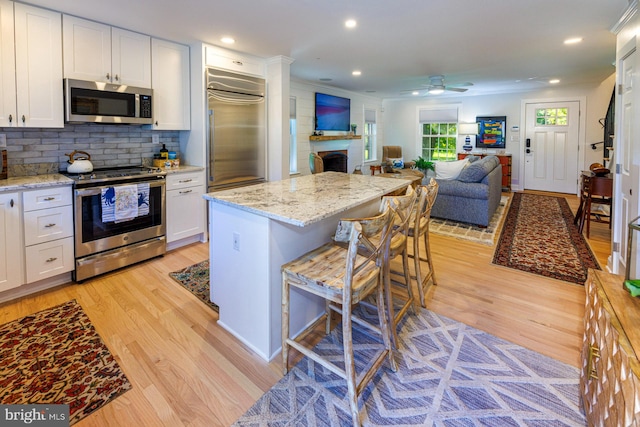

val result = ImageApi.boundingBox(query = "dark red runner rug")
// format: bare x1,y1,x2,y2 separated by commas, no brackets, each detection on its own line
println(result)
492,192,600,284
0,300,131,425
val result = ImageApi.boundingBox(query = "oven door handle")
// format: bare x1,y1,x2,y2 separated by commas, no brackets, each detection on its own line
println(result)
75,180,165,197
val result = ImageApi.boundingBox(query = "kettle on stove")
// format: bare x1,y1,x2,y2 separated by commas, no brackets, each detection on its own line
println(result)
66,150,94,173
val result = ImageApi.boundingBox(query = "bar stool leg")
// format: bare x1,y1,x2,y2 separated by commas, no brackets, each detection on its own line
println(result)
281,272,291,375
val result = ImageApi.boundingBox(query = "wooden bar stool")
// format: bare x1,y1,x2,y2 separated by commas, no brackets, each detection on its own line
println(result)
281,207,397,426
332,187,418,349
408,178,439,307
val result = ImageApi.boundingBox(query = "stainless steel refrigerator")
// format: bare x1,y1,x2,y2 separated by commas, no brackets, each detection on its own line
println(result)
207,68,266,192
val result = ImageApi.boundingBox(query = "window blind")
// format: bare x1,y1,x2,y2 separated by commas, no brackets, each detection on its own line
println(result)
365,109,376,123
419,108,458,123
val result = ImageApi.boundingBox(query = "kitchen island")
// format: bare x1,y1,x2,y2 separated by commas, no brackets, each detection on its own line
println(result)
203,171,411,361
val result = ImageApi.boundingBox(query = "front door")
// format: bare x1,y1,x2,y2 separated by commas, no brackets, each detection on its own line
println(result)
524,101,580,193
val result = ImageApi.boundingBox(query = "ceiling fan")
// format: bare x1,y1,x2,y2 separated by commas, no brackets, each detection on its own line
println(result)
404,75,473,95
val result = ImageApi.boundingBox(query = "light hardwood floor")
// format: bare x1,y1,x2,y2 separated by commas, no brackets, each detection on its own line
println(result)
0,191,611,426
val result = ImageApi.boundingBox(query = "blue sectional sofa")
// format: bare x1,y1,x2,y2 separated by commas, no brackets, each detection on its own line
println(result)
430,155,502,227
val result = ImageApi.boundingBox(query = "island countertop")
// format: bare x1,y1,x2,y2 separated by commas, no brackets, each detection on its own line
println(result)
203,171,412,227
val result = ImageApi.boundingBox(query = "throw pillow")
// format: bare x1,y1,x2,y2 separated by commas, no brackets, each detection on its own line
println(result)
388,157,404,169
435,158,468,180
457,156,497,183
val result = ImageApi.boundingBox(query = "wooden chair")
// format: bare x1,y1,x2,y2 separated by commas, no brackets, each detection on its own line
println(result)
375,186,419,347
408,178,439,307
281,207,397,426
334,187,419,348
577,172,612,238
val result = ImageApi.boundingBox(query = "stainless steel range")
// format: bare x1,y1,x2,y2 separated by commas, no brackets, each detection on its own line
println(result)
63,166,166,282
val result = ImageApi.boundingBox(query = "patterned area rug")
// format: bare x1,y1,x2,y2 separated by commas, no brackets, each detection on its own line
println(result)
0,300,132,425
430,195,510,245
233,308,586,426
169,260,219,312
493,192,600,284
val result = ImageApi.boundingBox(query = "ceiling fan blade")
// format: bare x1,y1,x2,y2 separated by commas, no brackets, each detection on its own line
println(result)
446,87,468,92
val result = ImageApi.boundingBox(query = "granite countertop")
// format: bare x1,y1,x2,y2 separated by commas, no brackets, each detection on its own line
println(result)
163,165,205,174
0,174,74,192
204,171,412,227
0,165,205,193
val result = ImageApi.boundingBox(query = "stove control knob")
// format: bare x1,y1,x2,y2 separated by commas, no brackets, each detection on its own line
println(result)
90,173,97,179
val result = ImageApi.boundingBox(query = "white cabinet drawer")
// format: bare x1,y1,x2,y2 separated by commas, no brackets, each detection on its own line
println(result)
167,171,204,190
205,46,264,77
24,206,73,246
25,236,74,283
23,187,72,211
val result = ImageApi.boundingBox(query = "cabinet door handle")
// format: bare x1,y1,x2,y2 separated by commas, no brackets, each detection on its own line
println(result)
21,115,25,123
44,223,56,228
114,74,119,82
179,189,193,194
179,179,193,183
10,199,14,207
106,72,110,80
8,114,12,123
45,257,58,263
44,197,55,201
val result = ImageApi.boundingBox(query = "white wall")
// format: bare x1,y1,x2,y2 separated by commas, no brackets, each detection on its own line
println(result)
291,79,384,175
382,73,615,191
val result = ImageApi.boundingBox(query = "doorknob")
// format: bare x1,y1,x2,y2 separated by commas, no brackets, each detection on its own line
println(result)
526,148,532,154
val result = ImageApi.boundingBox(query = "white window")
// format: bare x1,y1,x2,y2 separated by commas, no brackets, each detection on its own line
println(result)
364,109,376,162
289,97,297,174
419,107,459,161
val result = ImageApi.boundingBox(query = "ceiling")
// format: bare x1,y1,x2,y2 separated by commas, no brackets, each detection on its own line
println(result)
22,0,630,99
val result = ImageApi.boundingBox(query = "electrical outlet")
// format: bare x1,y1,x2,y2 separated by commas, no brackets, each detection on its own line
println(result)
152,134,159,144
233,232,240,251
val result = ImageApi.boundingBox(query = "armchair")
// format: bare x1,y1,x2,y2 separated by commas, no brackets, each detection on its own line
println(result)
382,146,416,173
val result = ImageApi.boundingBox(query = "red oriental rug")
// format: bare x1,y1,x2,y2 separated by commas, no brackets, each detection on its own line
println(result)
492,192,601,284
0,300,131,425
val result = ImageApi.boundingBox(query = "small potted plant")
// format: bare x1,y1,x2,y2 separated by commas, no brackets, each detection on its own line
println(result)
413,156,435,174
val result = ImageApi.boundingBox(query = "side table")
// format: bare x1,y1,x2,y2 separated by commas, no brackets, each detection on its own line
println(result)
370,165,382,175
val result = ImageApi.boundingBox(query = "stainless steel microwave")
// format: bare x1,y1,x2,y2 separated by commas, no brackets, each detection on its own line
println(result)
64,78,153,125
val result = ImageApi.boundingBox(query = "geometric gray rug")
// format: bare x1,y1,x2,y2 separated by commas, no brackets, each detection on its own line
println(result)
233,308,586,426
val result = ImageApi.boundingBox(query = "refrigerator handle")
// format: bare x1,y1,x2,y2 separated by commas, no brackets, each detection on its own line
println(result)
208,109,214,183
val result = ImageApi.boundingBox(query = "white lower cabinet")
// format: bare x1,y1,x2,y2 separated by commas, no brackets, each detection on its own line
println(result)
0,192,23,291
22,187,74,283
166,170,205,245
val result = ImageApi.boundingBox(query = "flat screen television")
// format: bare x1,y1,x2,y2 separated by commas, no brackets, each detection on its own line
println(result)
315,92,351,131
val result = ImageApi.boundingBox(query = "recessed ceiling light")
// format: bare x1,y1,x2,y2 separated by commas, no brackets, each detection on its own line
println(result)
411,91,420,96
221,37,235,44
549,79,560,84
352,70,361,76
345,19,357,28
564,37,583,45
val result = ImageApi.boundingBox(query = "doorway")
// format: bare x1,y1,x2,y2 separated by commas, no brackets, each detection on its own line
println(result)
523,101,580,194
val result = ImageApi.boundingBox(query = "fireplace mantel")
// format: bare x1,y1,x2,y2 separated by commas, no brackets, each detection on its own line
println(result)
309,135,362,141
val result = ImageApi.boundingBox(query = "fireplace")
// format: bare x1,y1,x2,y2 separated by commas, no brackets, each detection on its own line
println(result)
318,150,348,173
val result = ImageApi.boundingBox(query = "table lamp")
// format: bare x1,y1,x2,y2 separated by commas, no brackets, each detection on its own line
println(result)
459,123,478,152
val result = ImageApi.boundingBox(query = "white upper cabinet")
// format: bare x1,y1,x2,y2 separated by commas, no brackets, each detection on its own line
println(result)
0,1,16,128
13,3,63,128
63,15,151,88
151,38,190,130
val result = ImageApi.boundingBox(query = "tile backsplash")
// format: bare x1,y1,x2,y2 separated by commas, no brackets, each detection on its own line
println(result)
3,123,180,176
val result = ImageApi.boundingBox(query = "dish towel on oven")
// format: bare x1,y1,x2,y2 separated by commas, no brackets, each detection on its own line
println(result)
101,183,151,223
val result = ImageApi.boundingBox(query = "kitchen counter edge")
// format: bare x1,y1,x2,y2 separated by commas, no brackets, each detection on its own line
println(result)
0,166,205,192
